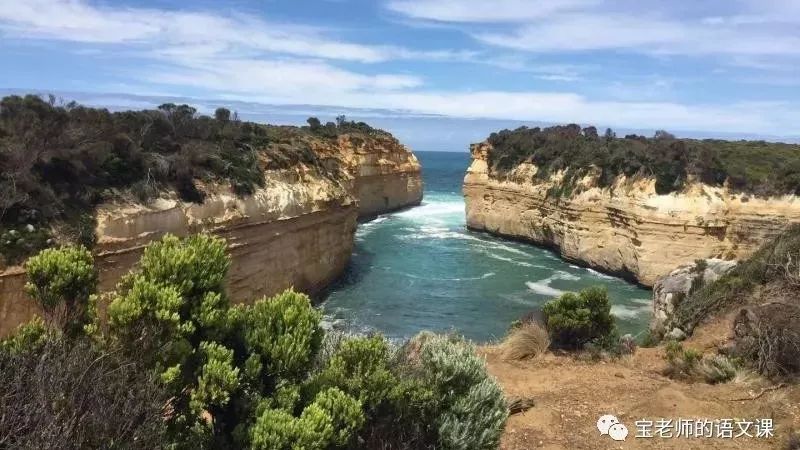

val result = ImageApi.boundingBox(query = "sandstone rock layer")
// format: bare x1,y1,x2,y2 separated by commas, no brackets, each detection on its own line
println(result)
464,141,800,287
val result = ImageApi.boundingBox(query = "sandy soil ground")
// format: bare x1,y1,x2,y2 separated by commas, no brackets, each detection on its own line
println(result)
484,320,799,449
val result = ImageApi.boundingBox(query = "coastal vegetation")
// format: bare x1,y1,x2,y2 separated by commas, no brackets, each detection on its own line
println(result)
541,286,617,351
0,94,394,266
501,286,627,360
485,124,800,196
0,233,508,449
669,226,800,377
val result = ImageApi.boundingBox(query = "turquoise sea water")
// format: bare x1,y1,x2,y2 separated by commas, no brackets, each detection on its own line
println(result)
321,151,652,342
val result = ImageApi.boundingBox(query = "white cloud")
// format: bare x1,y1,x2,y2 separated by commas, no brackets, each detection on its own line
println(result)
0,0,387,62
387,0,599,23
476,14,800,57
390,0,800,60
150,58,423,95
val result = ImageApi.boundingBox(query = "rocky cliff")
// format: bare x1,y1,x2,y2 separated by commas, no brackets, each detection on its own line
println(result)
464,141,800,287
0,131,421,336
324,134,423,218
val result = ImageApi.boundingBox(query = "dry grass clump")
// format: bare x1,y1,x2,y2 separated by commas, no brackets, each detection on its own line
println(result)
501,322,550,361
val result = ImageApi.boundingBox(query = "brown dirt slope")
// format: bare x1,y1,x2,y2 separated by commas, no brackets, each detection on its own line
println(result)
485,323,799,449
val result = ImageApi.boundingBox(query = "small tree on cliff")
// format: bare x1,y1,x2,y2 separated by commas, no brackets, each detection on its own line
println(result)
542,286,616,350
24,245,97,336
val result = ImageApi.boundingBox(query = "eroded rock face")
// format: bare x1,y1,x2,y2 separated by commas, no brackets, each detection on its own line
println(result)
650,259,737,338
463,141,800,287
331,134,423,217
0,133,422,336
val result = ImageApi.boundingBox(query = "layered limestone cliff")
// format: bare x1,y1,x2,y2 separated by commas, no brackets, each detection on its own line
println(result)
0,132,422,335
326,134,423,218
464,141,800,287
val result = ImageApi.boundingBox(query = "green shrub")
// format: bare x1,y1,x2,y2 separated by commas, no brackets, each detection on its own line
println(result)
137,233,229,298
0,316,48,355
414,334,508,450
189,341,241,414
0,225,51,265
244,289,323,380
310,336,395,412
24,245,97,335
250,388,363,450
311,388,365,447
542,286,616,349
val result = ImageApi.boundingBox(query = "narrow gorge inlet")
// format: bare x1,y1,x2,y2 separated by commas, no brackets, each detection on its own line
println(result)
323,151,651,341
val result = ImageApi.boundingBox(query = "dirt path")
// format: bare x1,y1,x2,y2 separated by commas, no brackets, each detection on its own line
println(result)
483,344,799,449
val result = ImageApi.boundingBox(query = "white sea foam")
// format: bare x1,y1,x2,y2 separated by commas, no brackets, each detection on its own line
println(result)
611,303,651,319
525,281,565,297
392,201,463,219
553,270,581,281
399,271,496,281
586,268,616,280
484,251,535,267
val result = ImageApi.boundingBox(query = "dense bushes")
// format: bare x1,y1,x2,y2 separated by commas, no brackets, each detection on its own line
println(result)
305,115,389,139
2,234,508,449
542,286,617,350
486,124,800,196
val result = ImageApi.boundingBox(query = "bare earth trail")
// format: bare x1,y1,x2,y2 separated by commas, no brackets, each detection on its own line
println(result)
484,322,800,449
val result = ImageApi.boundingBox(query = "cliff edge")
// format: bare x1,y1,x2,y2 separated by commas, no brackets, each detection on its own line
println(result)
464,131,800,287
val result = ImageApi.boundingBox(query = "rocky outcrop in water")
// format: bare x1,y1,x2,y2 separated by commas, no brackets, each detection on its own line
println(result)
0,131,422,335
650,259,737,339
463,141,800,287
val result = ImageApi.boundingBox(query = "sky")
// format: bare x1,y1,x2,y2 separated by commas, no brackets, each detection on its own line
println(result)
1,0,799,150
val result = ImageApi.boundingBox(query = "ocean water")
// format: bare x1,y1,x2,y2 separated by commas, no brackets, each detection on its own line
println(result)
321,151,652,342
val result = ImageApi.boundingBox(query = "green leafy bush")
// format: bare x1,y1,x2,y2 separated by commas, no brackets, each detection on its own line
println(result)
310,336,395,411
249,388,363,450
412,333,508,450
0,316,48,355
24,245,97,335
542,286,616,349
138,233,229,298
244,289,323,380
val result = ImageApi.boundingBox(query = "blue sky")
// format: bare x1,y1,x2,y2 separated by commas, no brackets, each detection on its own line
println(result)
1,0,799,150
